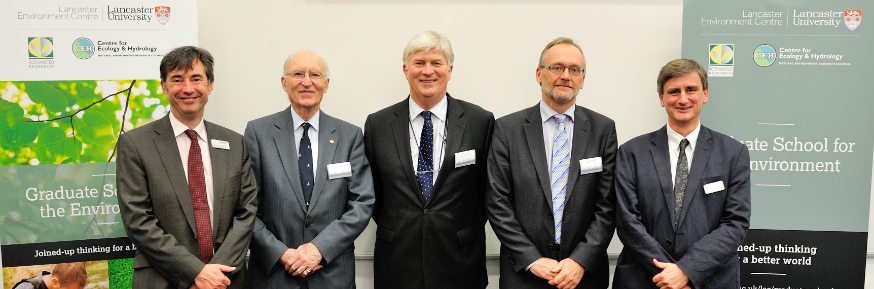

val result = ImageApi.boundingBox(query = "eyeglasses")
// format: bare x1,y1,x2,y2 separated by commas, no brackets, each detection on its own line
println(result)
540,65,585,76
286,71,324,81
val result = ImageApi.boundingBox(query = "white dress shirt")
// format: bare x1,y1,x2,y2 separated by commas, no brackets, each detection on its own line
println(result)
409,95,448,184
169,113,214,226
291,109,321,180
667,122,701,188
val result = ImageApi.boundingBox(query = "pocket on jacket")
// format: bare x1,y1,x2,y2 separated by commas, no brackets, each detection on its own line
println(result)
456,227,484,244
376,226,394,243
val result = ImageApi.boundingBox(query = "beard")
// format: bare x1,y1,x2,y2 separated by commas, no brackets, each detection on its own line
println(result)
543,81,578,104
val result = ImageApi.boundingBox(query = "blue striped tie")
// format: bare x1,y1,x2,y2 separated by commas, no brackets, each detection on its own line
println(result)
551,114,570,244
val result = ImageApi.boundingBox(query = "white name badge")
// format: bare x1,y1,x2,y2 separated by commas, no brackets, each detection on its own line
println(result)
704,181,725,194
327,162,353,179
210,139,230,150
455,149,476,168
579,157,603,175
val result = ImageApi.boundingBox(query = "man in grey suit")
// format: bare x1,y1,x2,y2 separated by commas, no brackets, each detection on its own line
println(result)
613,59,751,289
245,50,374,288
117,46,258,289
486,37,617,289
364,30,494,289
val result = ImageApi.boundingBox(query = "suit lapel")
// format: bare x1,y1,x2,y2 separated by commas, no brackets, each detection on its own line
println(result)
522,105,553,209
206,122,228,235
678,126,712,228
648,126,677,230
429,96,465,204
565,106,589,203
309,113,338,211
273,108,308,212
390,99,425,206
152,116,198,234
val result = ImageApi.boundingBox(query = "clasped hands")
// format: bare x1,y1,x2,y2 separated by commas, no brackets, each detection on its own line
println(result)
530,257,585,289
280,242,324,278
652,259,691,289
188,264,235,289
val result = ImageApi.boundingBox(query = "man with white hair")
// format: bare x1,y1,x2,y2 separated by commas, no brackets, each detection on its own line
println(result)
364,30,495,289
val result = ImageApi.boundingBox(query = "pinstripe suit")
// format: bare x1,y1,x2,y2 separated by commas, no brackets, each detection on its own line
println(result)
245,107,374,288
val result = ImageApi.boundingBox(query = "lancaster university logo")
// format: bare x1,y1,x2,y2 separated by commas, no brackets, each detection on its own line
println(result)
845,10,861,31
156,6,171,25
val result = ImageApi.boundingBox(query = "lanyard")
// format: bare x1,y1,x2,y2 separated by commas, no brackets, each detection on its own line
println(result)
409,113,447,176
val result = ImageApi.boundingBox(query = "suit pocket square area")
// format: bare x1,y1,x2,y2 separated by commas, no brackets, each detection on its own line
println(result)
327,162,352,179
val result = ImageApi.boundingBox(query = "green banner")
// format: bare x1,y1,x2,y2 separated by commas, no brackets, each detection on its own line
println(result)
683,0,871,287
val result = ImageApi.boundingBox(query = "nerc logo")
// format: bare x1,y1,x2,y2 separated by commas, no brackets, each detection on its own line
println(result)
844,9,862,31
156,6,171,25
28,37,53,59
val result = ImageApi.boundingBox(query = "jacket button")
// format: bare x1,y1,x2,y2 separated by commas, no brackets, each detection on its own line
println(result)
666,239,673,245
305,223,312,228
424,209,430,214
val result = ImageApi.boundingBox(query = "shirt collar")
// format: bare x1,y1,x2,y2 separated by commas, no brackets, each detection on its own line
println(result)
539,100,575,123
409,94,448,122
291,108,320,131
169,113,206,141
667,122,701,151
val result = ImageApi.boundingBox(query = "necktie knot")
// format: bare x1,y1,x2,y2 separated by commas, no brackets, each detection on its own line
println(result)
422,111,432,121
553,114,566,123
302,122,311,133
679,138,690,151
185,129,198,141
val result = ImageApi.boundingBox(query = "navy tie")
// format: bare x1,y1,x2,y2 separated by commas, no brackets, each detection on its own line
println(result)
417,111,434,202
299,123,314,207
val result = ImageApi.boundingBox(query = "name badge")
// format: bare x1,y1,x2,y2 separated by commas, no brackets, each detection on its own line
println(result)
210,139,230,150
327,162,353,179
579,157,603,175
455,149,476,168
704,181,725,194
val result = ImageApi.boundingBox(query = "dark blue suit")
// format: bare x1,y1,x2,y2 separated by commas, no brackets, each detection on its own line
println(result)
613,125,750,289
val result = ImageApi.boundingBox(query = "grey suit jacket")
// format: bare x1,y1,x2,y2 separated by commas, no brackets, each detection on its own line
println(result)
485,104,617,289
613,125,751,289
117,115,258,289
364,95,494,289
245,107,374,289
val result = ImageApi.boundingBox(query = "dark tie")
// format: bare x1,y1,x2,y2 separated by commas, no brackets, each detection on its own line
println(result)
673,139,690,229
417,111,434,202
550,114,570,244
299,123,314,207
184,129,213,263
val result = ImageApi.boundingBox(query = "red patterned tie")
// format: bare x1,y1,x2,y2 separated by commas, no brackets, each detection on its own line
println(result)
185,129,213,263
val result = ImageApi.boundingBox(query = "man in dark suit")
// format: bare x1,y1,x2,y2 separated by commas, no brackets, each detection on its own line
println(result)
117,46,258,289
245,50,374,288
364,30,495,289
613,59,751,289
486,37,617,289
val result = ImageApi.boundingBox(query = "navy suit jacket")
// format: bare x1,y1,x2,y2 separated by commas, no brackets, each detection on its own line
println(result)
613,125,751,289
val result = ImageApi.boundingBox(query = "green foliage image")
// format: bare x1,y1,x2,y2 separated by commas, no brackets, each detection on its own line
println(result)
0,80,169,167
108,258,134,289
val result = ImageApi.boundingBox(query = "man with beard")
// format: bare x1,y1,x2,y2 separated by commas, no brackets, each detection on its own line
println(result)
486,37,617,289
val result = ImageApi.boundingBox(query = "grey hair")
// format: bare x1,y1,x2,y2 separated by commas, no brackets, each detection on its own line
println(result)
539,37,586,68
403,30,454,67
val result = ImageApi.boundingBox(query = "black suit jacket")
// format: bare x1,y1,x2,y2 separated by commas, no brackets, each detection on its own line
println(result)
364,95,495,289
613,125,751,289
486,104,617,289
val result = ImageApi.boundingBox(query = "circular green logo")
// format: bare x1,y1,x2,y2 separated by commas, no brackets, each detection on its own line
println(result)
753,44,776,67
72,37,94,59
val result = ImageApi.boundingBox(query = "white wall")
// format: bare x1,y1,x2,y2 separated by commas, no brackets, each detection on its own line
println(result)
196,1,874,288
